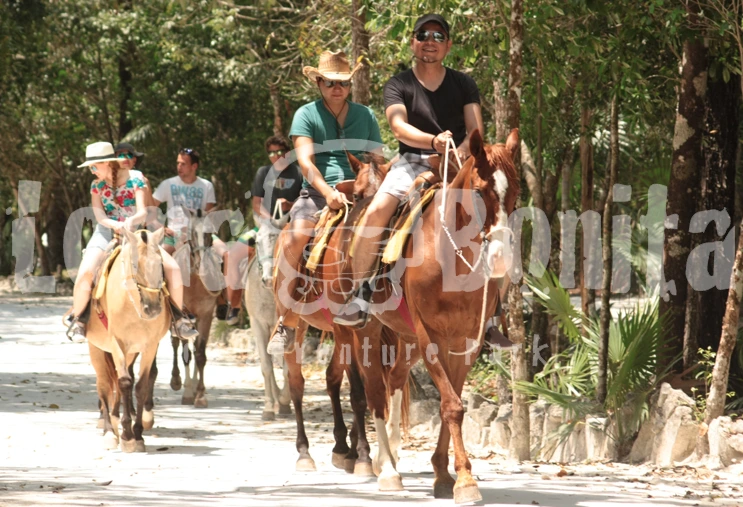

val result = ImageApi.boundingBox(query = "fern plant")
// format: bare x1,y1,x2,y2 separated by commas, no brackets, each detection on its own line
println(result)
517,269,678,453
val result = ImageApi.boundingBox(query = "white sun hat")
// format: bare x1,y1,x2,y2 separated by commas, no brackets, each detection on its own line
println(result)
78,141,120,168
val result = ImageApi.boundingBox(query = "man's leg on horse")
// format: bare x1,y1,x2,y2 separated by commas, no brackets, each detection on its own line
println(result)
266,218,314,355
225,239,251,325
335,155,425,328
333,193,399,327
160,248,199,341
210,236,240,324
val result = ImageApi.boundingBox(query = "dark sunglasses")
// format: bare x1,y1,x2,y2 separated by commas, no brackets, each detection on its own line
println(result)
116,152,134,159
319,78,351,88
415,30,447,43
180,148,195,155
267,149,286,157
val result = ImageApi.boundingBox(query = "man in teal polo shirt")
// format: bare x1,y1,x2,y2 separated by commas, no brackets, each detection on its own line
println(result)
266,49,383,355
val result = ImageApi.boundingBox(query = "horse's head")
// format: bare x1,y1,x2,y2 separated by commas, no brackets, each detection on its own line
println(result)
255,221,284,289
122,227,166,319
186,209,213,267
460,128,520,278
347,152,391,203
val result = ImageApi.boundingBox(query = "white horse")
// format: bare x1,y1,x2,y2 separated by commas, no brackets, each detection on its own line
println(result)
245,217,292,420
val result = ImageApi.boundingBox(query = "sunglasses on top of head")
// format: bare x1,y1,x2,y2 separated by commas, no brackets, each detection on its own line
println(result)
318,78,351,88
267,149,286,157
415,30,448,43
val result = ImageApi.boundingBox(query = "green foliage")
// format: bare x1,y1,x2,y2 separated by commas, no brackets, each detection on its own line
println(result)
519,270,678,449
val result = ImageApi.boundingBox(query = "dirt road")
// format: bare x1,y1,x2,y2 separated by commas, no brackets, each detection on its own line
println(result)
0,295,739,506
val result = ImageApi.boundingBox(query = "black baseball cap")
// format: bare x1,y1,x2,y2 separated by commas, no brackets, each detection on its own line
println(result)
413,14,450,37
114,142,145,158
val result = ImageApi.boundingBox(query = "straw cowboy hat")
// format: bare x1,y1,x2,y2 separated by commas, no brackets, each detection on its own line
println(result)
77,141,119,168
302,50,363,83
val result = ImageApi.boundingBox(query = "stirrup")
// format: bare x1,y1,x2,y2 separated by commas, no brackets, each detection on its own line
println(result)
333,282,372,329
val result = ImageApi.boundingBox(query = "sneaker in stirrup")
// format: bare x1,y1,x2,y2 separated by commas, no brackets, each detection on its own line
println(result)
267,323,295,356
174,317,199,342
65,314,87,343
333,281,373,328
225,306,240,326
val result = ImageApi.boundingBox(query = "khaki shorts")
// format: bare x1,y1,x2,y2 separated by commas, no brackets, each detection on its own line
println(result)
377,153,433,200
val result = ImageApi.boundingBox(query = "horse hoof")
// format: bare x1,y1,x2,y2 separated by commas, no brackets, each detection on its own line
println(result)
331,452,346,469
142,410,154,430
181,396,194,405
134,440,146,453
261,411,275,421
354,461,375,477
120,439,138,453
194,396,208,409
433,479,455,499
278,403,292,417
103,432,118,450
344,458,356,474
378,472,404,491
97,418,105,429
170,377,182,391
295,457,316,472
453,483,482,505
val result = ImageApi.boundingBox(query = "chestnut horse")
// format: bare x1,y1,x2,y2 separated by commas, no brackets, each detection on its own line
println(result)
170,209,222,407
361,129,520,503
86,227,171,452
272,153,391,474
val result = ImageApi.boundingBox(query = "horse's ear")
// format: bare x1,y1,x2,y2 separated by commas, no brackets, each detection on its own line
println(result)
197,209,202,218
121,227,137,245
346,151,363,175
469,129,484,158
506,128,519,160
152,227,165,246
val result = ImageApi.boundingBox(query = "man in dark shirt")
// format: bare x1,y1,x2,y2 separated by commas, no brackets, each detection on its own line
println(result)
222,135,302,325
251,135,303,222
335,13,484,328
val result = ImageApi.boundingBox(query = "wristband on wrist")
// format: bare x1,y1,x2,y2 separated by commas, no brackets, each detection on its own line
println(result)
431,135,437,150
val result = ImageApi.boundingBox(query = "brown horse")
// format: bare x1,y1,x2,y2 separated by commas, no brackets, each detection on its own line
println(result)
272,153,391,474
361,129,520,503
170,209,222,407
86,227,171,452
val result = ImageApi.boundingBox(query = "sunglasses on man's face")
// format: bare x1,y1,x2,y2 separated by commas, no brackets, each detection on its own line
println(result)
116,152,134,160
267,150,286,157
319,78,351,88
415,30,448,43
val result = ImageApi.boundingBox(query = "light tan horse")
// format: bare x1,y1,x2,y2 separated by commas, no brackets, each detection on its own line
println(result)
170,209,222,407
86,227,170,452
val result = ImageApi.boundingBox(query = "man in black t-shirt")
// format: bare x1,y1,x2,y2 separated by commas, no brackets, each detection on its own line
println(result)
222,135,302,325
251,135,303,222
335,13,484,328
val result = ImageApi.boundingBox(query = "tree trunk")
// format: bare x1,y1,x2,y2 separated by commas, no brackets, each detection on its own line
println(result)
493,79,508,143
507,0,529,462
580,103,595,320
598,96,619,405
704,220,743,424
350,0,370,106
659,20,707,374
117,0,134,139
693,75,740,361
269,83,284,136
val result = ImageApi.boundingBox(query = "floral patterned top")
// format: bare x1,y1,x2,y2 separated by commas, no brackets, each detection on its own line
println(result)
90,169,146,221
